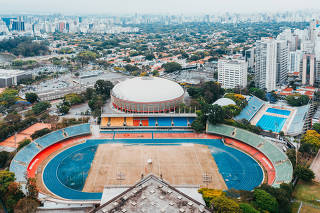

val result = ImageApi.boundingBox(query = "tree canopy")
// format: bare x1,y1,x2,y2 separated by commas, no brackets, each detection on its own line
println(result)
25,93,39,104
162,62,182,73
32,101,51,115
76,51,97,66
286,94,309,107
253,189,278,213
0,37,49,57
210,195,240,213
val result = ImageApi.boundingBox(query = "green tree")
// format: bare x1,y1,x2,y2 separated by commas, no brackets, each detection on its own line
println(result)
31,128,51,140
187,81,224,104
32,101,51,115
17,139,31,151
145,53,155,60
223,105,241,119
249,88,266,100
312,123,320,134
57,104,70,115
162,62,182,73
191,118,206,132
4,112,22,125
64,93,84,105
257,183,293,213
26,178,38,199
286,95,309,107
25,93,39,104
0,171,24,213
207,104,225,125
84,88,95,100
0,151,9,168
239,203,259,213
14,198,39,213
94,80,114,99
76,51,97,67
294,165,315,182
5,182,25,213
0,89,19,108
253,189,278,213
210,196,240,213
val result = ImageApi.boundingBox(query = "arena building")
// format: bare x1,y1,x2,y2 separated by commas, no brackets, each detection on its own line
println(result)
111,76,185,113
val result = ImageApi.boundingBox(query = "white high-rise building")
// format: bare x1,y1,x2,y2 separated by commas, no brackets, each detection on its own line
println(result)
276,40,289,85
218,59,248,89
289,50,303,74
254,38,277,91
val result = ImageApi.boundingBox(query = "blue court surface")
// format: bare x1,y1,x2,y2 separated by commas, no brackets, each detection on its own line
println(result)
266,108,291,116
257,114,287,133
43,139,263,200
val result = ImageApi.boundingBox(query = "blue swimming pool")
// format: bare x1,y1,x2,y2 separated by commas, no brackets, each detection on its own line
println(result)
257,114,287,133
43,138,263,200
266,108,291,116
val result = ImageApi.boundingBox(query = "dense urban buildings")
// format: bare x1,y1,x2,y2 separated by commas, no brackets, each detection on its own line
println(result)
0,9,320,213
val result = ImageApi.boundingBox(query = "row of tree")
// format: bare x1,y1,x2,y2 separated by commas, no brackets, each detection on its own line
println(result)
57,80,114,118
0,37,50,57
199,182,294,213
0,171,39,213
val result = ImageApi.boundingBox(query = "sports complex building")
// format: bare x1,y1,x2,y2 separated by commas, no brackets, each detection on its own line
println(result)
111,77,185,113
235,96,310,136
9,123,293,212
9,77,294,212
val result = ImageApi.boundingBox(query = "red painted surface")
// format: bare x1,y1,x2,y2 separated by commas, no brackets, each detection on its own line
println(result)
115,133,152,139
154,133,221,139
141,120,149,126
27,136,91,178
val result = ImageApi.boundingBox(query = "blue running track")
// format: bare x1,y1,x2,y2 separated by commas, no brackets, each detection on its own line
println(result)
43,138,263,200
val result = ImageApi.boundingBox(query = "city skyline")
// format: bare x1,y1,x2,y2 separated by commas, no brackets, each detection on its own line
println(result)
1,0,320,15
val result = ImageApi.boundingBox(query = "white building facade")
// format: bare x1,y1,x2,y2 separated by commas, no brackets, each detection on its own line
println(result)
254,37,278,91
218,59,248,89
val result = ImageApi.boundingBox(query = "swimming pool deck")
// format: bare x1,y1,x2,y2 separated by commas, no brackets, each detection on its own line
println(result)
250,104,296,134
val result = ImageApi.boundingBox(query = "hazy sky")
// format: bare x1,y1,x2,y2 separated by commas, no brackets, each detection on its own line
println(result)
1,0,320,15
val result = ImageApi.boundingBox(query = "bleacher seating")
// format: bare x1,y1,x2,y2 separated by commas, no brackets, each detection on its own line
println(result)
259,142,287,163
207,123,235,137
101,117,109,126
110,117,124,127
133,118,141,126
157,117,172,126
140,118,149,126
235,129,261,148
235,96,265,121
274,160,293,185
14,143,40,164
9,161,27,182
207,123,293,186
10,124,92,183
35,130,65,148
287,105,310,136
148,117,157,126
64,124,91,137
173,117,188,127
126,117,133,126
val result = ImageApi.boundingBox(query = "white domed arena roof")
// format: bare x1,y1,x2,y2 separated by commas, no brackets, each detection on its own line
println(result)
112,77,185,103
213,98,236,107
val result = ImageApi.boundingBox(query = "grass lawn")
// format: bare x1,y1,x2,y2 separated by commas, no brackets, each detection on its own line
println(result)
294,181,320,205
291,202,301,213
300,204,320,213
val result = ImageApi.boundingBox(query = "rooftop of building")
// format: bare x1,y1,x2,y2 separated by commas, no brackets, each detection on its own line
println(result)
92,174,210,213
